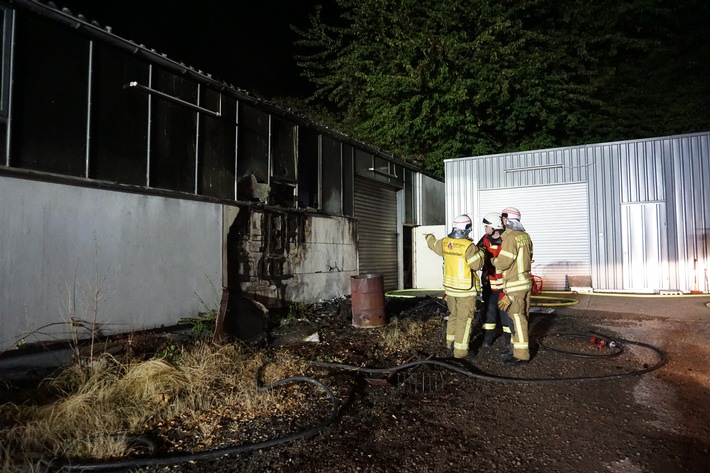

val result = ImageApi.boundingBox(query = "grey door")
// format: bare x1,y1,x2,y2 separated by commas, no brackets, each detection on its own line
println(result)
354,177,398,291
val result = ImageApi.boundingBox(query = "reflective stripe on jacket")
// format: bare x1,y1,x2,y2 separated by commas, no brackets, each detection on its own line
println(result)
492,230,533,294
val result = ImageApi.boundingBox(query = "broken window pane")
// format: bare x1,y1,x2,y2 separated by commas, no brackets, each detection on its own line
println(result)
269,116,297,207
389,162,404,189
237,103,269,201
342,144,354,216
199,88,236,199
91,43,149,186
149,67,197,193
11,13,88,176
297,127,319,209
271,117,296,181
321,134,342,214
354,149,373,178
373,155,390,184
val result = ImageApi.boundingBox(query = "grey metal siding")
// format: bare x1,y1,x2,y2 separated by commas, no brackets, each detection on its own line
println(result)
445,131,710,292
354,177,398,291
590,143,624,290
668,134,710,291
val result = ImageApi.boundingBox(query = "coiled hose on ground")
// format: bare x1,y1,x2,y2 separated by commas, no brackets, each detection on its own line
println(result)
310,332,667,384
55,330,665,472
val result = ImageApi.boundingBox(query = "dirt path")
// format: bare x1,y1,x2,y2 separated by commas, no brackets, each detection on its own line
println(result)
585,309,710,472
144,296,710,473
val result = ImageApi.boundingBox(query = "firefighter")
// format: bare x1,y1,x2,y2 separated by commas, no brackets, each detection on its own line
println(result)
425,215,485,358
493,206,533,365
477,212,506,348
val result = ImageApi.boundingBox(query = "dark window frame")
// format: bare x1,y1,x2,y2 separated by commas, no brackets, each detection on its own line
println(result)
0,4,422,219
321,134,342,215
297,127,319,209
0,6,12,121
9,10,89,176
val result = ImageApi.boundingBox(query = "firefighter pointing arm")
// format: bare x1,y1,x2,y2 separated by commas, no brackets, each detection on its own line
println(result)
424,215,485,359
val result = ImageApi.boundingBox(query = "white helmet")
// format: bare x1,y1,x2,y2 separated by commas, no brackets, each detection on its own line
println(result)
482,212,503,230
452,214,472,231
502,207,521,221
449,214,472,238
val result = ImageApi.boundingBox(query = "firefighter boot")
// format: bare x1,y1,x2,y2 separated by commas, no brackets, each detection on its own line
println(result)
482,330,496,348
501,353,528,366
499,333,512,359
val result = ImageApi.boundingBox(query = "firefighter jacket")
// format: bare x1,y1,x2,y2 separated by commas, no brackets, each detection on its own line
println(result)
478,234,504,291
426,235,485,297
492,229,533,294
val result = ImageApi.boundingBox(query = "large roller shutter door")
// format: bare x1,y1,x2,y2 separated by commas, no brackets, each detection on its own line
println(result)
354,177,398,291
479,183,591,290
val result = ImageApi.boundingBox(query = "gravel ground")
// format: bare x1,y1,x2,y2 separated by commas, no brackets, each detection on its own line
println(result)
133,295,710,473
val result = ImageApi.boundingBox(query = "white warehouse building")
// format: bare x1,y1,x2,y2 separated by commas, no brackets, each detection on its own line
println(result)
443,131,710,294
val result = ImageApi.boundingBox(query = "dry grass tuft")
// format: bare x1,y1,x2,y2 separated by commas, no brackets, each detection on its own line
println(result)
0,311,433,471
0,341,308,470
378,317,439,356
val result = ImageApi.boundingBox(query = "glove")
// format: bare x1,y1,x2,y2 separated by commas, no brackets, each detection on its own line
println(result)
497,292,512,311
424,233,435,241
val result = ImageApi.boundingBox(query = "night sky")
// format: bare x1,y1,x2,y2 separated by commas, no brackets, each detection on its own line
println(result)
56,0,330,98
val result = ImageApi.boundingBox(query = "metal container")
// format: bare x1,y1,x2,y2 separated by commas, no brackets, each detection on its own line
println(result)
350,273,386,328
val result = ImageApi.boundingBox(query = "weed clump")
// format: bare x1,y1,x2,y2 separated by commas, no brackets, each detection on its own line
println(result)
0,341,306,471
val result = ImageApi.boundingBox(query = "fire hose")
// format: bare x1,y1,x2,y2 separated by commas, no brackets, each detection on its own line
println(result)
55,374,339,472
54,331,664,472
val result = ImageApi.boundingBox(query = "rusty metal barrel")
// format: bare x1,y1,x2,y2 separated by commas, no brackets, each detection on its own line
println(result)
350,273,386,328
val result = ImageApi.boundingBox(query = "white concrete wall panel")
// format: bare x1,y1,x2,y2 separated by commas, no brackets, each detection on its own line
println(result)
412,225,446,289
0,177,222,350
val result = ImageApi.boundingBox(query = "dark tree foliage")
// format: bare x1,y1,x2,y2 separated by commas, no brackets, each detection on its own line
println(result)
294,0,710,175
601,0,710,139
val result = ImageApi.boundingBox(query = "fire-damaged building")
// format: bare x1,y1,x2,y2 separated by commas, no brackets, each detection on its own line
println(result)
0,0,444,350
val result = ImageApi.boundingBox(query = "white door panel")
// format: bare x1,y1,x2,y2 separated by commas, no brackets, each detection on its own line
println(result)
478,183,591,291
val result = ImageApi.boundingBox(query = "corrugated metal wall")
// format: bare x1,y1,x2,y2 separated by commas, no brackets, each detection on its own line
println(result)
668,134,710,292
354,177,399,291
445,131,710,292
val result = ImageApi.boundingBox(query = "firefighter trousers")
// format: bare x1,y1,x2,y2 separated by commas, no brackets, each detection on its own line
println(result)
502,290,531,361
445,294,476,358
481,285,502,340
